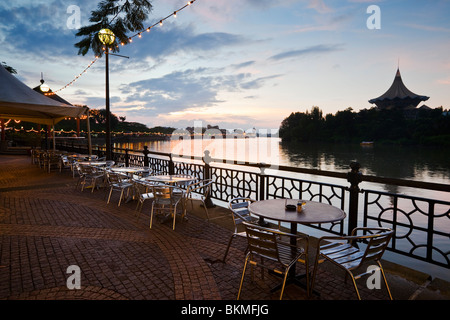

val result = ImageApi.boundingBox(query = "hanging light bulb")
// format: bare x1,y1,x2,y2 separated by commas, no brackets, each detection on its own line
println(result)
40,83,50,93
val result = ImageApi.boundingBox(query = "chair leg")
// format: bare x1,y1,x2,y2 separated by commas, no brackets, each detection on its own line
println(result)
172,207,177,230
300,255,310,297
310,255,322,296
279,268,291,300
149,203,155,229
237,255,250,300
347,270,361,300
222,234,236,263
107,187,113,204
80,177,86,192
75,177,82,190
377,261,393,300
305,259,310,296
202,200,210,221
118,189,124,206
135,201,142,217
135,202,140,219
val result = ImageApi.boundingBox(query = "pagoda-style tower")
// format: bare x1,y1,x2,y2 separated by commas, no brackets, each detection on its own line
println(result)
369,68,429,110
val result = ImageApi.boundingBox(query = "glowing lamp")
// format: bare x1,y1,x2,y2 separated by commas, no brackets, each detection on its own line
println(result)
98,28,115,45
40,83,50,92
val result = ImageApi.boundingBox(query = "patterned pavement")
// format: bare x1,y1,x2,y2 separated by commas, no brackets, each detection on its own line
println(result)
0,154,448,311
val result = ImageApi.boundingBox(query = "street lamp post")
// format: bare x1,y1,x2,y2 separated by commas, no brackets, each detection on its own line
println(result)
98,28,115,160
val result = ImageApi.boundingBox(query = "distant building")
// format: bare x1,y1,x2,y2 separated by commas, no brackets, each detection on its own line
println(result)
369,68,429,110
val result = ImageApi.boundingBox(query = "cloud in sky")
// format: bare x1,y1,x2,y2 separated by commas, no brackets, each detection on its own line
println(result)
268,44,344,62
119,67,281,118
120,23,249,62
307,0,333,14
1,0,449,130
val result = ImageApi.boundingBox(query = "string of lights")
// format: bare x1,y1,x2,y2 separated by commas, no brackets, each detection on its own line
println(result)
123,0,196,45
45,0,197,96
44,57,99,96
6,127,168,135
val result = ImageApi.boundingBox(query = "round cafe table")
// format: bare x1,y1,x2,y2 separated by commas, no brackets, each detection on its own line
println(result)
249,198,346,292
249,199,346,232
77,161,107,167
111,167,148,176
142,174,197,185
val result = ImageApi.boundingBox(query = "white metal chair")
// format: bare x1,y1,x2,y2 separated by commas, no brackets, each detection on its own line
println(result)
183,179,213,221
134,180,154,220
222,197,259,263
77,165,104,192
46,153,61,173
59,155,72,173
237,222,310,300
310,227,394,300
106,171,133,206
149,185,184,230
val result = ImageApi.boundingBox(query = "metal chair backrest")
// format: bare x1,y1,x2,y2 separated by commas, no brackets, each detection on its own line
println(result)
134,181,149,198
105,160,115,168
153,185,174,200
243,223,282,265
61,155,70,165
107,171,124,185
228,197,256,227
359,228,394,264
82,165,99,175
79,164,90,175
187,179,212,197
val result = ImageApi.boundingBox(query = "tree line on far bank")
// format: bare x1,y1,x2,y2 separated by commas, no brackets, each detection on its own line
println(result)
279,106,450,146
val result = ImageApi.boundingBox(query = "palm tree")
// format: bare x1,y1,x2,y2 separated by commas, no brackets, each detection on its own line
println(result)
75,0,153,57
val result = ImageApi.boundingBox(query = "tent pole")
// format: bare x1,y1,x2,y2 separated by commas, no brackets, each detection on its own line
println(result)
52,123,56,151
86,108,92,156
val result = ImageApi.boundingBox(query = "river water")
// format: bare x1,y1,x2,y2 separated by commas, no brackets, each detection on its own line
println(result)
114,137,450,281
115,137,450,186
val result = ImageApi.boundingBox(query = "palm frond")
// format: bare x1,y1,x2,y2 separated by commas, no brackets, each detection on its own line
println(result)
74,0,153,57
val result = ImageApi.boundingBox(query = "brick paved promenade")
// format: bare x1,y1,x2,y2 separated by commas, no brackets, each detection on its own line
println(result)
0,155,448,308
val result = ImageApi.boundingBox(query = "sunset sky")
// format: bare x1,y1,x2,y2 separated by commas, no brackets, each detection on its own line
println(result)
1,0,449,131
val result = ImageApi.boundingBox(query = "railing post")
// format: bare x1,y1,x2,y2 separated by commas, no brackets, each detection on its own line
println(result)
203,150,212,180
203,150,215,208
125,149,129,167
347,161,362,235
258,162,268,201
168,154,175,175
142,146,150,167
257,163,271,227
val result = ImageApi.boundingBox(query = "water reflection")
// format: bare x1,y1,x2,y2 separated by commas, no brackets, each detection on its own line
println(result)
279,141,450,185
114,138,450,187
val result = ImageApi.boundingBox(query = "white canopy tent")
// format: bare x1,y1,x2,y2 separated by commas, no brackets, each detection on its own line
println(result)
0,65,91,153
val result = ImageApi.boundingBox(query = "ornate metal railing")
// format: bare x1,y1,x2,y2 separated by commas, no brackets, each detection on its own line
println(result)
363,190,449,268
55,141,450,269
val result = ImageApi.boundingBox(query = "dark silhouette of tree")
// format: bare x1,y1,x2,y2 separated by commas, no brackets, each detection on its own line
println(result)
279,106,450,146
